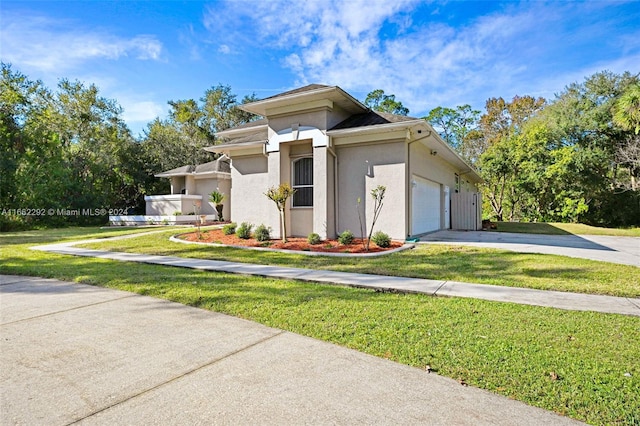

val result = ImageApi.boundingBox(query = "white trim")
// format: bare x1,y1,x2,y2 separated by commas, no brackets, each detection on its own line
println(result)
144,195,202,202
267,126,328,153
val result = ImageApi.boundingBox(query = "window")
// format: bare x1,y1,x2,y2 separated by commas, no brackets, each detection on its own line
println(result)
292,157,313,207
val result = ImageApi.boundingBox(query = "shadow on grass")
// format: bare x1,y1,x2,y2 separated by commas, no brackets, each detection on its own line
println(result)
494,222,573,235
0,227,160,246
0,255,388,308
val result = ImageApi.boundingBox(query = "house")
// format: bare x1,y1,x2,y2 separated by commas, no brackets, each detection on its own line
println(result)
145,157,231,219
206,84,482,241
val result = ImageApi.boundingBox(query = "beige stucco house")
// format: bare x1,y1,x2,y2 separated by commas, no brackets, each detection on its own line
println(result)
206,84,482,240
145,157,231,219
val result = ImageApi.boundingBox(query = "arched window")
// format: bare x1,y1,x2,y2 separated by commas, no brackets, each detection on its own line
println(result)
292,157,313,207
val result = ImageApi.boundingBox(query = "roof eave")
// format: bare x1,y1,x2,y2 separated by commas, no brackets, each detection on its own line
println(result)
327,119,423,136
216,123,268,138
240,86,368,116
193,171,231,179
205,140,266,153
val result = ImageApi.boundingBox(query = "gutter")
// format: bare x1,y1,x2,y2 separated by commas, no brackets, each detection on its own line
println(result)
327,119,424,136
204,139,267,153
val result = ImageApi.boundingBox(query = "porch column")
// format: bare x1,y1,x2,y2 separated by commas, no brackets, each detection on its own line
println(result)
313,147,331,240
267,151,283,239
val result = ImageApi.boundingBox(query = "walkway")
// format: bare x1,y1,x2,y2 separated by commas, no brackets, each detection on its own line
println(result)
0,275,583,425
31,238,640,317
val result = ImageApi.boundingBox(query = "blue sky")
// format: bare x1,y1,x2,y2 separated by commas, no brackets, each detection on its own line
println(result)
2,0,639,137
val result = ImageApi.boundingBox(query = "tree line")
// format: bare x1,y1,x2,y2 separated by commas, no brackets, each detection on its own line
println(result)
0,63,257,230
2,63,638,230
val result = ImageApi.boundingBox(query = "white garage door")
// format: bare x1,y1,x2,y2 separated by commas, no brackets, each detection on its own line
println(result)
411,175,441,235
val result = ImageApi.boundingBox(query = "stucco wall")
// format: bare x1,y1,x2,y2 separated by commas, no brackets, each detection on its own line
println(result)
185,175,197,196
230,155,272,228
170,176,185,194
336,141,406,240
290,208,313,236
194,177,230,218
145,195,202,216
322,147,336,239
268,105,351,135
410,142,478,193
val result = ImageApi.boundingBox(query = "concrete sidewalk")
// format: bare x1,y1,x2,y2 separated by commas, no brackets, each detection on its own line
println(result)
31,241,640,317
0,275,583,425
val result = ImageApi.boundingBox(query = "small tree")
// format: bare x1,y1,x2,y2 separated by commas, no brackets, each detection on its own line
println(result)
209,190,226,221
356,185,386,251
265,183,296,243
192,200,202,238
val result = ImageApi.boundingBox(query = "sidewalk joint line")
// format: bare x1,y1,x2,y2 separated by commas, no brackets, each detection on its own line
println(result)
65,330,286,425
0,294,138,327
433,281,448,295
626,297,640,310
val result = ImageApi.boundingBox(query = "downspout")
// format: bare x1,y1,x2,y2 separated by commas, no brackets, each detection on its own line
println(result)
406,128,431,238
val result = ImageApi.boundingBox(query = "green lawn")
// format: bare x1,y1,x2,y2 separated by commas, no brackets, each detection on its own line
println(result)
493,221,640,237
73,228,640,298
0,227,639,425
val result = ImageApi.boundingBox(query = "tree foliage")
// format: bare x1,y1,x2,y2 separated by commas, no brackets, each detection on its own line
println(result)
140,84,258,175
428,71,639,226
364,89,409,116
0,64,257,230
3,63,639,230
424,104,481,164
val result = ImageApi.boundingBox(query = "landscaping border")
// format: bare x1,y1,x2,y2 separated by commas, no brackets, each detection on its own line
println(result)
169,234,415,257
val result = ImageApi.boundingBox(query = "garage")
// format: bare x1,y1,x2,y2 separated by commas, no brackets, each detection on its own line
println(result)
411,175,441,235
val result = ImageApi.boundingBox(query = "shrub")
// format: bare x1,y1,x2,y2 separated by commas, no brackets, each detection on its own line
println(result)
307,232,321,245
173,211,182,216
371,231,391,248
254,224,271,242
223,222,237,235
236,222,253,239
338,230,354,245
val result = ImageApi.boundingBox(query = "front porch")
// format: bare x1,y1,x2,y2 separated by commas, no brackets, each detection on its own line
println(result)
144,194,204,216
108,214,217,226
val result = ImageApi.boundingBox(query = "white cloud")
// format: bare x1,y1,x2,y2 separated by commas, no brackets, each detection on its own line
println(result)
116,96,167,136
207,0,639,116
218,44,231,54
0,13,164,73
120,99,166,123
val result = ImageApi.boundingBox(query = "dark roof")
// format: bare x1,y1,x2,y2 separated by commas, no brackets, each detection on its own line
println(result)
194,158,230,174
221,117,268,132
155,165,195,177
330,110,419,130
217,130,268,146
262,84,332,101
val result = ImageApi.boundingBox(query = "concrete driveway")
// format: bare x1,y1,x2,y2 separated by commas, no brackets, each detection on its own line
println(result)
420,231,640,266
0,275,582,425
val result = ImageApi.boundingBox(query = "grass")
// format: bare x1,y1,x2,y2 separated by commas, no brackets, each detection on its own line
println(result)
494,221,640,237
74,228,640,298
0,227,638,425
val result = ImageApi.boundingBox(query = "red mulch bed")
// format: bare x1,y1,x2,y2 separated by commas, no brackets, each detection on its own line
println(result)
180,228,403,253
